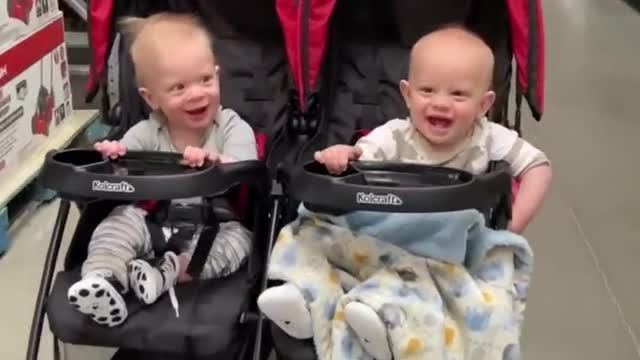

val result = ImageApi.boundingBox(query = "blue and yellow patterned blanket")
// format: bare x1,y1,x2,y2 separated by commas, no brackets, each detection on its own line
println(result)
266,208,533,360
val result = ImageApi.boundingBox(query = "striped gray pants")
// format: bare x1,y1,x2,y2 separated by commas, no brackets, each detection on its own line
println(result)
81,205,251,292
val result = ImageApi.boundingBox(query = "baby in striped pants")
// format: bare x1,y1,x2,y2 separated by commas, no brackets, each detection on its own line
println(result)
67,13,256,327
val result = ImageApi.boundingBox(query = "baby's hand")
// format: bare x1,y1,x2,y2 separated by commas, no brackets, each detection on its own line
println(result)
182,146,212,167
314,145,362,175
508,223,520,234
94,140,127,159
211,153,236,164
182,147,232,167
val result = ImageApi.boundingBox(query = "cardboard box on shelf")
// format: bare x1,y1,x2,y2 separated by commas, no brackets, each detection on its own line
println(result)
0,12,72,177
0,0,60,51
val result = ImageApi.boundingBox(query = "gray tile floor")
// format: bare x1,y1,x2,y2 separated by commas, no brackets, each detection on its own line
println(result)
1,0,639,358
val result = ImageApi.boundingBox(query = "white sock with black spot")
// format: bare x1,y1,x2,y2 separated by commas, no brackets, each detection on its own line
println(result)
344,301,392,360
258,283,313,339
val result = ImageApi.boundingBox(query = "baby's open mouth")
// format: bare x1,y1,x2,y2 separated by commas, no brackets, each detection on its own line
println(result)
427,115,453,128
186,106,207,115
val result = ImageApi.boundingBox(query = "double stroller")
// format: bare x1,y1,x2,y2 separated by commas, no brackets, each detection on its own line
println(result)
26,0,545,359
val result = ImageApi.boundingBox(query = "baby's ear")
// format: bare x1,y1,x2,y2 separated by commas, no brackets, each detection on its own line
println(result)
138,87,159,111
399,80,411,109
479,90,496,117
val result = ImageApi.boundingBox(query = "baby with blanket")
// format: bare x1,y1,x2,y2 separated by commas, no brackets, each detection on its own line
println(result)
259,24,551,360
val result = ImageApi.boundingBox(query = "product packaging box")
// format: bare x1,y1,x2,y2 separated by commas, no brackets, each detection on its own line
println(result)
0,12,72,177
0,0,60,51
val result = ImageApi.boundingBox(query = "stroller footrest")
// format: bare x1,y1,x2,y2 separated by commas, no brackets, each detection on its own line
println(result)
47,267,251,356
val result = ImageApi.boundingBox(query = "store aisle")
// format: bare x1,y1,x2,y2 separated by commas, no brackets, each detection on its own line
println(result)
0,0,639,359
519,0,640,358
0,201,116,359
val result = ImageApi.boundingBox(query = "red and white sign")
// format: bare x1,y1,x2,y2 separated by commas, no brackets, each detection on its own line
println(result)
0,13,71,175
0,0,60,51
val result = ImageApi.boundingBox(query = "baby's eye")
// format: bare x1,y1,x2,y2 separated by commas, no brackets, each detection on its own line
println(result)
202,75,214,83
419,87,434,94
451,90,469,99
170,83,185,92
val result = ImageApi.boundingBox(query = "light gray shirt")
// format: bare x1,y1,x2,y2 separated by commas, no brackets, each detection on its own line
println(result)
121,108,257,161
356,117,549,177
119,107,257,203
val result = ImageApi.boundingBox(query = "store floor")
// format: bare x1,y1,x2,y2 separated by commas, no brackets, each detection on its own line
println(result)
2,0,639,358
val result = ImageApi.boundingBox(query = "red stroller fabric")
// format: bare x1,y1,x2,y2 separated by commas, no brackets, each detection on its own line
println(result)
507,0,545,119
85,0,115,100
276,0,336,109
273,0,546,122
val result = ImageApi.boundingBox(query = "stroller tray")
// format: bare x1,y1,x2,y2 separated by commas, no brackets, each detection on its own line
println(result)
285,161,511,213
40,149,266,201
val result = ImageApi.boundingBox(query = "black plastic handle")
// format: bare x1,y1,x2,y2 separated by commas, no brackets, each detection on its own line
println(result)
40,149,267,200
282,161,511,213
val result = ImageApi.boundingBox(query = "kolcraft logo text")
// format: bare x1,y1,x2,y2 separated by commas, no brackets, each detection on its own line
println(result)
356,192,403,206
91,180,135,193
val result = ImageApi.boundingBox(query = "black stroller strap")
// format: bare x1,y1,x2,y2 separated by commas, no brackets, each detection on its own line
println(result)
143,200,231,278
145,200,172,256
145,217,168,256
185,223,219,277
144,218,219,279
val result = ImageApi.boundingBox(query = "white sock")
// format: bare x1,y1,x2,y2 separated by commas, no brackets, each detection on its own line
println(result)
68,273,127,327
258,283,313,339
344,302,392,360
128,251,179,305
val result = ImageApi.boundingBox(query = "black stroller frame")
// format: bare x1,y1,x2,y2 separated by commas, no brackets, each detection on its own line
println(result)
26,0,544,359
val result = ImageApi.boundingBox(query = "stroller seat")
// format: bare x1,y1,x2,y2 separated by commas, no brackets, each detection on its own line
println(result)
270,160,513,360
48,267,249,355
28,149,269,359
270,325,315,360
